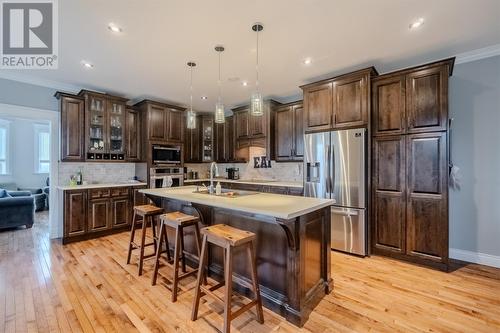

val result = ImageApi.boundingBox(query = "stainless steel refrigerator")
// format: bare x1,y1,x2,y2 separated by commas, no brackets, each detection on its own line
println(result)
304,128,367,256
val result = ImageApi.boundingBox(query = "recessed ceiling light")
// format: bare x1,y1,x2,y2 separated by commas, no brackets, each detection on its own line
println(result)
242,81,248,86
81,61,94,69
201,96,208,100
303,58,312,65
409,18,424,30
107,23,122,33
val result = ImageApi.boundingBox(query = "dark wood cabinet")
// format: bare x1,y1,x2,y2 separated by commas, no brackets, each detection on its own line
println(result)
63,190,87,238
63,185,141,244
372,136,406,253
303,82,332,132
57,93,85,161
201,116,214,162
232,101,280,161
88,199,110,232
370,58,454,270
406,66,449,133
214,116,237,163
372,75,406,136
125,107,142,161
185,115,202,163
406,132,448,262
275,101,304,161
372,60,451,136
112,197,130,228
166,108,184,142
235,108,249,139
333,72,369,128
135,99,186,145
302,67,376,133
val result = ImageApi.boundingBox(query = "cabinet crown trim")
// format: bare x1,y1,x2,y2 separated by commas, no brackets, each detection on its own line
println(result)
300,66,378,89
372,57,455,82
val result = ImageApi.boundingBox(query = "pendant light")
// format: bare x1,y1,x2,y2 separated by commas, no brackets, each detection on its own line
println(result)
214,45,225,124
250,23,264,116
186,61,197,129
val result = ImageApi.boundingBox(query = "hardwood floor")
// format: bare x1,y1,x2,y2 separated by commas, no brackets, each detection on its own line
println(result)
1,212,499,333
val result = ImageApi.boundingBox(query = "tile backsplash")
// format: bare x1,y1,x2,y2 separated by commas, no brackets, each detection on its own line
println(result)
58,162,137,185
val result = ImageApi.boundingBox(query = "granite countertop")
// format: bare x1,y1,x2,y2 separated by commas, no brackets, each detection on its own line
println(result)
57,182,148,191
141,186,333,220
184,178,303,188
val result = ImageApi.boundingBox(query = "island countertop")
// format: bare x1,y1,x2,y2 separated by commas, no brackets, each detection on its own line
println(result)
140,186,333,220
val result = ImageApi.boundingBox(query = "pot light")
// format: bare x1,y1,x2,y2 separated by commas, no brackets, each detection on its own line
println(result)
108,23,122,33
303,58,312,65
242,81,248,86
201,96,208,100
409,18,424,30
81,61,94,69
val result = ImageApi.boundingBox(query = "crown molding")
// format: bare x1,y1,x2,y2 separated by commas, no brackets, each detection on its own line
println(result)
455,43,500,65
0,72,80,93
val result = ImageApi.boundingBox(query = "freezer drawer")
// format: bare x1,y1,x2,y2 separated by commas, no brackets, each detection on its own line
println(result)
331,207,366,256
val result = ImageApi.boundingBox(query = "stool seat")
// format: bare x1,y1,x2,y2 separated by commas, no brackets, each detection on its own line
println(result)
202,224,255,247
161,211,199,226
134,204,164,216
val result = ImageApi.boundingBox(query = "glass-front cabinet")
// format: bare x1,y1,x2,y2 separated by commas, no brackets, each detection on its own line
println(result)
80,90,127,161
202,116,214,162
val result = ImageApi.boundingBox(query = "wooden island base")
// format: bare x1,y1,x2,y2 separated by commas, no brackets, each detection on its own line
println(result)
147,195,333,327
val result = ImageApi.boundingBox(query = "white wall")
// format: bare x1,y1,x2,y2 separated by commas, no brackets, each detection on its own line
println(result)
0,117,50,188
449,55,500,266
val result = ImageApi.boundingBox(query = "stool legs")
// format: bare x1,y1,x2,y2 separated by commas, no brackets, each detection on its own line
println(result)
191,234,208,321
126,212,137,265
247,242,264,324
172,226,182,302
152,220,172,286
223,246,233,333
138,216,149,276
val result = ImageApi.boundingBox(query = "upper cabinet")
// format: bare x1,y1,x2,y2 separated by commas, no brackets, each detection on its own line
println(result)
134,100,186,143
56,93,85,162
185,115,202,163
125,107,142,162
79,90,128,161
372,59,453,136
302,67,377,133
214,115,238,163
232,100,280,161
275,101,304,161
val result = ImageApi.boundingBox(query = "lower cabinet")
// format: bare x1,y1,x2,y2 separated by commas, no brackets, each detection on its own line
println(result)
63,185,145,244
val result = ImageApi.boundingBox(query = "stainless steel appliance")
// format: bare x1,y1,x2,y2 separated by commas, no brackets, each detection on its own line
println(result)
226,167,240,180
151,144,181,165
304,129,367,256
150,167,184,188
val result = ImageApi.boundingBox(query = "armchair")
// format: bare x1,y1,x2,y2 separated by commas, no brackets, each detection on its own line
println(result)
0,189,35,230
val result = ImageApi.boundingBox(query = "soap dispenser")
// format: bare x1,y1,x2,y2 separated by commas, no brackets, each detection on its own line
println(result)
216,182,222,195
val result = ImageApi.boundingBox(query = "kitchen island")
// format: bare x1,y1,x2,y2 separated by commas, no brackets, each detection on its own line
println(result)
141,186,334,327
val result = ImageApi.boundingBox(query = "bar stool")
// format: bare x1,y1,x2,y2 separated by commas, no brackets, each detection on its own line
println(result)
151,211,203,302
126,204,164,276
191,224,264,333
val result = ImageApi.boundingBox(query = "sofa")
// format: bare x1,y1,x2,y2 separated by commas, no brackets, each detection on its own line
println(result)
0,182,46,211
0,189,34,230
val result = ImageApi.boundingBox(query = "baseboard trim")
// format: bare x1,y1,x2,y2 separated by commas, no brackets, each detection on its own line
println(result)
449,248,500,268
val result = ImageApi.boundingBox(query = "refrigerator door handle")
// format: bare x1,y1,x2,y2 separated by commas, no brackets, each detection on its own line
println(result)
326,144,331,194
331,208,359,216
330,142,335,196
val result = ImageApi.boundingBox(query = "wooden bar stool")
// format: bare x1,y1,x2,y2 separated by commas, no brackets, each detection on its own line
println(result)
126,204,164,276
191,224,264,333
151,211,203,302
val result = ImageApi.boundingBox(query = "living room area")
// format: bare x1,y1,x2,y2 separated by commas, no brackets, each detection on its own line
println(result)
0,112,52,230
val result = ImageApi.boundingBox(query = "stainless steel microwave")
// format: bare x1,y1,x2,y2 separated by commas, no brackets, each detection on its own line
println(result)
152,144,181,165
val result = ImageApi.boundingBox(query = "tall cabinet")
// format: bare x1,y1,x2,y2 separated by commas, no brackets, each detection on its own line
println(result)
371,58,454,270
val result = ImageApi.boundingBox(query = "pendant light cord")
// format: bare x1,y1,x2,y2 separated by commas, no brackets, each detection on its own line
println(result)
255,28,259,90
190,65,193,112
218,51,222,103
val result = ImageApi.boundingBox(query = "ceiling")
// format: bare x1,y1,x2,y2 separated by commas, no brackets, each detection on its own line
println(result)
2,0,500,111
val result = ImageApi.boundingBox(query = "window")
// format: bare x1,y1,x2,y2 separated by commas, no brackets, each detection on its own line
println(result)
34,124,50,174
0,120,9,175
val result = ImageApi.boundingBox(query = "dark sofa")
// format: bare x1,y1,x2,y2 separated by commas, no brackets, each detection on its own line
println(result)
0,189,34,230
0,182,46,211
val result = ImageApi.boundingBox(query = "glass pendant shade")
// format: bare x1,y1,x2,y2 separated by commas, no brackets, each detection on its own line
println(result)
214,102,225,123
250,91,263,116
186,110,196,129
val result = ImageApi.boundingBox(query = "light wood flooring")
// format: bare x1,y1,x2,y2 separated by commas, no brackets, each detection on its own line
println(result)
1,212,499,333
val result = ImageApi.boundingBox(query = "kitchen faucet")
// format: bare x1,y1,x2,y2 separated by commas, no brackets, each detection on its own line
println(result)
209,161,219,194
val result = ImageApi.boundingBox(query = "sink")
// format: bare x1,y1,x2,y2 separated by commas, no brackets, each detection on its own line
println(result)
192,188,258,198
